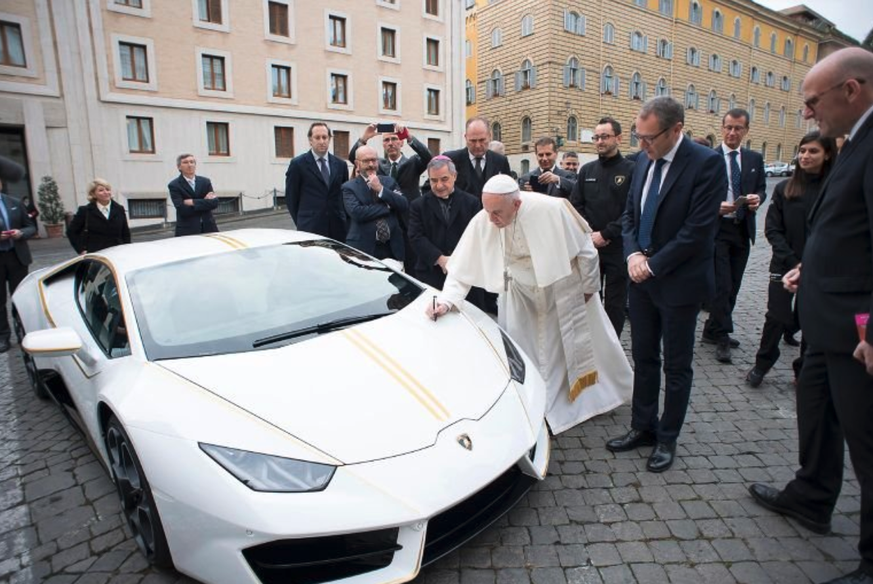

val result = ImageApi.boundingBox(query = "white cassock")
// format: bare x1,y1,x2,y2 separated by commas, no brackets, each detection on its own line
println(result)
439,192,632,434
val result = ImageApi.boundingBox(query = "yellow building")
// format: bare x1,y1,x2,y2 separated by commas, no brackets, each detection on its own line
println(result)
465,0,855,173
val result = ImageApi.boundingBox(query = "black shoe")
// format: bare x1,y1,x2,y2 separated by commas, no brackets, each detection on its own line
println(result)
0,337,10,353
822,569,873,584
716,341,732,363
702,333,740,348
782,332,800,347
606,429,657,453
646,441,677,473
745,367,765,388
747,483,831,534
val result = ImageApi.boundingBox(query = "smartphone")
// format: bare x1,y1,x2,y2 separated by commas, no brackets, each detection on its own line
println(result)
734,195,748,206
528,175,548,194
376,123,395,133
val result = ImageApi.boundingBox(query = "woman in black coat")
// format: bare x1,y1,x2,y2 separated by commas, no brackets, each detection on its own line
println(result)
746,132,837,388
67,178,131,254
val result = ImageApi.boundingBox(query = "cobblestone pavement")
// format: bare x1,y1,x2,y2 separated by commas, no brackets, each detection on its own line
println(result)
0,184,863,583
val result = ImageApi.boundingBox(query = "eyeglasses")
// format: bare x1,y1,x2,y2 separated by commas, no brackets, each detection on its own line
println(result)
803,78,866,110
632,126,671,144
722,125,748,133
592,134,616,142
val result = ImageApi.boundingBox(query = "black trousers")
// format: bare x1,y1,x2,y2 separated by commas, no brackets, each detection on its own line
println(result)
782,348,873,576
599,249,627,338
703,219,750,340
628,284,700,442
0,250,28,339
754,280,805,377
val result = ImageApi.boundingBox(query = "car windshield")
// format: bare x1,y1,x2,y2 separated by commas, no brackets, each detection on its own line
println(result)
126,241,424,360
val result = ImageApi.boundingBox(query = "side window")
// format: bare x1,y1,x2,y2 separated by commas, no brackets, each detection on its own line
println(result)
76,262,130,358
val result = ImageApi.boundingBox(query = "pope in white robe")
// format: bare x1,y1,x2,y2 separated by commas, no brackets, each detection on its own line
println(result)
426,174,632,434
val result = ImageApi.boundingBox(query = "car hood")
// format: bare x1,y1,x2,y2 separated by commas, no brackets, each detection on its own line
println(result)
157,308,513,464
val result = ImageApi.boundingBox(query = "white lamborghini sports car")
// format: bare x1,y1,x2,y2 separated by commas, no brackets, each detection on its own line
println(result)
12,229,550,584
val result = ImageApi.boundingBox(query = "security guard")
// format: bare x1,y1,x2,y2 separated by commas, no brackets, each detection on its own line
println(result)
570,117,635,337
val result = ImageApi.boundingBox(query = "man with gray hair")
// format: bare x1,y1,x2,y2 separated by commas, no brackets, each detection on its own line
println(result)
748,47,873,584
426,174,632,434
408,156,485,310
168,153,219,236
608,96,725,472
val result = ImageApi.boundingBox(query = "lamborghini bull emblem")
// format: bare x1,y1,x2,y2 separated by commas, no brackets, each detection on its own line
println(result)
457,434,473,451
614,175,627,186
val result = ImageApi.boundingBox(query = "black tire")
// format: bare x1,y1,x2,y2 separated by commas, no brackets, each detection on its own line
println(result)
104,415,174,569
12,310,50,400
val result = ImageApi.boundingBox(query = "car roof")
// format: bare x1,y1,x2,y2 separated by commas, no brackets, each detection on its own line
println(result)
92,229,325,273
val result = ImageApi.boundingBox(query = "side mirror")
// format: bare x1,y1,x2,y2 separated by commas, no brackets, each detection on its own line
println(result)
22,327,83,357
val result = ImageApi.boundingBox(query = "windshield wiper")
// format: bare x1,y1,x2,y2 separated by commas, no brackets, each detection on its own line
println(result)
252,313,393,348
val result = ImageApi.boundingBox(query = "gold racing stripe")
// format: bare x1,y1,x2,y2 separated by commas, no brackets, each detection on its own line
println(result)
345,328,450,420
204,233,247,249
342,330,449,422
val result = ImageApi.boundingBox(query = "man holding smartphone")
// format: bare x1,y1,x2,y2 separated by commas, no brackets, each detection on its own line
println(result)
518,137,576,199
702,109,766,363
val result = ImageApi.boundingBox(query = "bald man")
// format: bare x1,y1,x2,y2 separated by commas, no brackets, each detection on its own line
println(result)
748,48,873,584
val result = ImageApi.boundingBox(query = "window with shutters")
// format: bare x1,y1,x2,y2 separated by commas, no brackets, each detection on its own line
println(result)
712,10,723,33
491,28,502,48
779,107,786,128
465,79,475,105
709,53,722,73
766,71,775,87
603,22,614,44
708,90,719,114
689,1,702,25
730,59,741,77
564,11,585,36
567,117,578,142
517,59,535,90
655,78,668,96
601,65,617,95
656,39,672,59
487,70,504,98
630,31,646,53
492,122,502,142
630,72,645,100
126,116,154,153
659,0,673,15
687,47,700,67
733,17,741,39
781,75,790,91
750,66,760,83
564,57,584,89
802,44,809,62
753,26,761,47
521,15,534,37
749,99,756,122
729,94,736,110
274,126,294,158
764,102,771,125
521,117,532,143
685,85,698,110
784,38,793,58
770,32,777,53
268,2,289,36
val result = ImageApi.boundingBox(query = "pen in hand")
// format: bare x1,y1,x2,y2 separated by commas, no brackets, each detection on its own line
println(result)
432,295,438,322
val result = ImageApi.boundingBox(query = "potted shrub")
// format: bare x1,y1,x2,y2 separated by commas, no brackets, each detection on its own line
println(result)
37,176,65,238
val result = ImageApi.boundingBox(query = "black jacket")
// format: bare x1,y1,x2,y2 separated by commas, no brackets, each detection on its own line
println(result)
168,175,219,236
442,149,512,199
765,176,824,275
408,188,481,283
67,201,132,254
571,153,634,252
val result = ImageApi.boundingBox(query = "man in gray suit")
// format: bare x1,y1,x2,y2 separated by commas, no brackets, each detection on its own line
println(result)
0,176,36,352
518,137,576,199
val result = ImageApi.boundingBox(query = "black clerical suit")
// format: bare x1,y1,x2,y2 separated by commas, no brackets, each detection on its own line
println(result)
702,146,766,345
407,188,487,311
571,153,635,336
784,111,873,578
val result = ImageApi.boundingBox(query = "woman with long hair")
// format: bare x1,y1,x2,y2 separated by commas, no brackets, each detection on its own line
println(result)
67,178,131,254
746,131,837,388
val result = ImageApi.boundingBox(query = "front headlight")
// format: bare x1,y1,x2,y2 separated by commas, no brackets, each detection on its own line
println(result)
500,330,526,384
200,443,336,493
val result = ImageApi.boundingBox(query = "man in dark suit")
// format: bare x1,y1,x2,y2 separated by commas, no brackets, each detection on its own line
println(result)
607,96,725,472
702,109,767,363
342,146,408,262
285,122,349,242
571,117,635,337
443,117,512,200
0,178,36,352
518,137,576,199
408,156,486,311
168,154,219,236
748,48,873,584
349,123,433,272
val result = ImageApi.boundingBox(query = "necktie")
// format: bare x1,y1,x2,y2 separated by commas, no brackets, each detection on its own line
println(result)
729,151,746,221
390,162,398,180
638,158,667,251
318,158,330,185
474,157,484,180
375,218,391,243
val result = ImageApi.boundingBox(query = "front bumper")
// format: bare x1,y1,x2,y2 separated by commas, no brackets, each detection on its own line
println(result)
132,384,550,584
